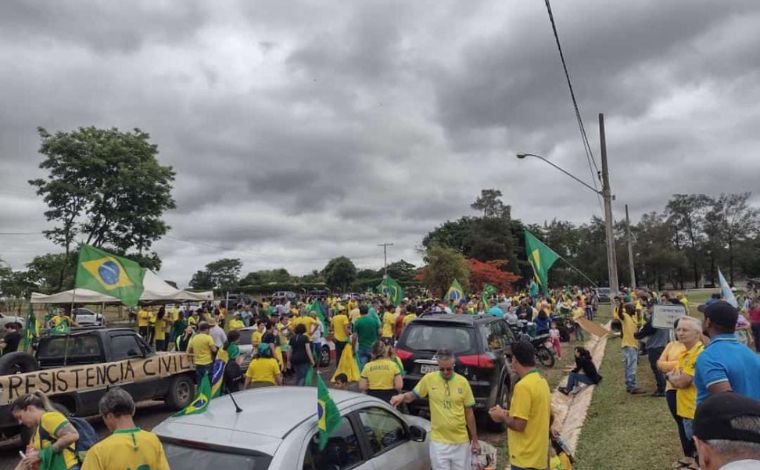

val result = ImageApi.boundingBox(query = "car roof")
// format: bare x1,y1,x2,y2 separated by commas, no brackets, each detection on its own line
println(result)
153,386,373,454
413,313,497,325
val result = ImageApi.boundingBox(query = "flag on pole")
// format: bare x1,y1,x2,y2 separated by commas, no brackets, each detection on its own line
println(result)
481,283,497,305
210,348,229,398
446,279,465,303
175,374,211,416
331,343,361,382
718,269,738,308
22,303,37,351
317,373,341,450
75,244,145,307
377,276,404,306
308,300,328,335
524,231,559,294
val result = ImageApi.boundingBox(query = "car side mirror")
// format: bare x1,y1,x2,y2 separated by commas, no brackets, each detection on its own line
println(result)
409,425,426,442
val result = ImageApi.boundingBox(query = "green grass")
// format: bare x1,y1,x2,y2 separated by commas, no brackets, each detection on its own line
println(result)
573,305,681,470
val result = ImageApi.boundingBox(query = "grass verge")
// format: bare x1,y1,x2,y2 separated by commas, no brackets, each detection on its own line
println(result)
573,305,681,470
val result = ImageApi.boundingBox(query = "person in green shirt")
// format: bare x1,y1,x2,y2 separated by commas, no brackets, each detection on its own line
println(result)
353,305,381,370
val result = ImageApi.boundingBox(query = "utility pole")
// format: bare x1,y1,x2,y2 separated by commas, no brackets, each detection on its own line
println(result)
599,113,619,296
625,204,636,290
377,243,394,277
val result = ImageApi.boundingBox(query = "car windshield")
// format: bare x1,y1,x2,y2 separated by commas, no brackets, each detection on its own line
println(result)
163,443,272,469
402,324,474,354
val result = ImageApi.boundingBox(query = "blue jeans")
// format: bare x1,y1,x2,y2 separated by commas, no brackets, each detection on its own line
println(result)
622,346,638,391
195,364,211,384
566,372,595,390
357,346,372,371
294,362,310,386
682,418,694,442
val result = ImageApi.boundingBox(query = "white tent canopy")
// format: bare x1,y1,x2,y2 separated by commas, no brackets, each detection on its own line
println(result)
31,270,213,304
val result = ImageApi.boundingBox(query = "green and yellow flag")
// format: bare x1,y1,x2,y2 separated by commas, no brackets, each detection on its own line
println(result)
23,303,37,351
317,372,341,450
377,276,404,306
481,283,497,305
75,244,145,307
524,231,559,294
446,279,465,303
175,374,211,416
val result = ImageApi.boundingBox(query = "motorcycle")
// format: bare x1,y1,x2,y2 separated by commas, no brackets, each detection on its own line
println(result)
507,319,556,368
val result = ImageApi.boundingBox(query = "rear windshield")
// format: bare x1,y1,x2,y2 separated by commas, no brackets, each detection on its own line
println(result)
402,324,474,354
37,335,102,359
164,443,272,469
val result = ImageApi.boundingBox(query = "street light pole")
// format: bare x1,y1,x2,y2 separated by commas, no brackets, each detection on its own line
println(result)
599,113,619,296
516,114,620,295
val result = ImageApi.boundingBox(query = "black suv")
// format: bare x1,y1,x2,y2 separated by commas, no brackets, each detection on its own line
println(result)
395,314,516,429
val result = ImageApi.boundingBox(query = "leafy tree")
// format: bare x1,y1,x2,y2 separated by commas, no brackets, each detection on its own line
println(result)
418,244,469,297
665,194,712,287
26,252,77,293
466,259,520,293
356,268,381,279
424,217,517,265
633,212,687,290
240,268,291,285
190,258,242,291
29,127,175,285
386,260,416,281
708,192,760,283
322,257,357,292
471,189,511,219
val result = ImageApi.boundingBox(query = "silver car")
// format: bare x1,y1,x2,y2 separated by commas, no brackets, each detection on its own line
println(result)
153,386,432,470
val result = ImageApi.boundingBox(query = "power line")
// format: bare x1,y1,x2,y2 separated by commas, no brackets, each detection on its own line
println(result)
543,0,604,212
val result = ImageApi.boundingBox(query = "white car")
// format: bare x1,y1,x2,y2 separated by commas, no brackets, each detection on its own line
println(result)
154,387,431,470
73,308,105,327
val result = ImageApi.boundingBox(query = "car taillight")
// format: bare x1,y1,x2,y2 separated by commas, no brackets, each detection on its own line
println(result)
396,348,413,361
458,354,495,369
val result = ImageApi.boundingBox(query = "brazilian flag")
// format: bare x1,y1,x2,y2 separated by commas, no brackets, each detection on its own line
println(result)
524,231,559,294
446,279,465,303
175,374,211,416
210,348,229,398
75,244,145,307
51,320,70,335
481,283,497,305
377,276,403,306
317,372,341,450
22,303,37,351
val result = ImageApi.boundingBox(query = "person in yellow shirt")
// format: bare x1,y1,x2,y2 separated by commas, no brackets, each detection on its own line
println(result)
359,341,402,403
244,344,283,388
571,305,586,341
381,307,396,343
137,305,151,340
147,309,157,345
402,310,417,330
657,327,689,460
187,322,218,384
331,306,350,363
227,314,245,331
81,388,169,470
390,349,480,468
298,313,316,341
614,302,645,394
153,307,168,351
489,341,551,470
349,306,362,323
11,391,80,470
251,321,264,348
666,316,704,465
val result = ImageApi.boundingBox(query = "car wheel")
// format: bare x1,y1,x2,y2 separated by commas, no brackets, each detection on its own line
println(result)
165,374,195,410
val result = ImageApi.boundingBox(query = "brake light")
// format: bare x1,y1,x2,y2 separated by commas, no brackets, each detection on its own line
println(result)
458,354,495,369
396,348,413,361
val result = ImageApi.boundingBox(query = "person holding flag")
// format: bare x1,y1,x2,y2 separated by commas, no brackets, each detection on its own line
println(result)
524,231,559,295
446,279,465,305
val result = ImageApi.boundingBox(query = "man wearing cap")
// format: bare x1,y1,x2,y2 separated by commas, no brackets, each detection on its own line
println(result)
695,301,760,405
693,392,760,470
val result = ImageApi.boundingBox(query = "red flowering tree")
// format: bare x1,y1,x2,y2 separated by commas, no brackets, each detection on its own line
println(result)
466,259,520,294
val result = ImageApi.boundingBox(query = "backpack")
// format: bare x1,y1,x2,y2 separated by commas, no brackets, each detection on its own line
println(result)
39,415,98,463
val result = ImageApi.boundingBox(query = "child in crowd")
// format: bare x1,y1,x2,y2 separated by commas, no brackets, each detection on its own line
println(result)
333,373,349,390
549,321,562,359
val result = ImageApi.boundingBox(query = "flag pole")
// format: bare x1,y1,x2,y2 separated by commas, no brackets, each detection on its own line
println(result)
556,255,599,288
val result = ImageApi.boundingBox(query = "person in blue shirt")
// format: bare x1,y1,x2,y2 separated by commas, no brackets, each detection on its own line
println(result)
487,299,504,318
694,301,760,405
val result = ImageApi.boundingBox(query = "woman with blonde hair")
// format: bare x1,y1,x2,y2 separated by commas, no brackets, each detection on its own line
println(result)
11,391,81,469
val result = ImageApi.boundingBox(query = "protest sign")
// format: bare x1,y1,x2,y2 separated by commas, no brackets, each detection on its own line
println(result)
652,304,687,329
0,352,194,404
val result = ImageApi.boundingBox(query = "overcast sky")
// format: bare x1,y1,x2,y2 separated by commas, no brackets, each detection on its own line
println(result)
1,0,758,287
